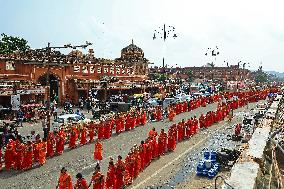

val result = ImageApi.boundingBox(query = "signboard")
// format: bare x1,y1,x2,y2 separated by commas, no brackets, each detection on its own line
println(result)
11,94,20,110
6,61,15,70
73,65,80,72
82,66,88,74
90,66,95,74
110,67,114,74
103,67,109,74
97,67,102,74
116,68,121,75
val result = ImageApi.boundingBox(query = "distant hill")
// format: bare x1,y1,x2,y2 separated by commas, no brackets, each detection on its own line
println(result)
266,71,284,78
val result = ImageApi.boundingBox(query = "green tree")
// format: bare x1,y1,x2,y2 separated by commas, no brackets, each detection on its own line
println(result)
0,33,30,54
186,70,194,82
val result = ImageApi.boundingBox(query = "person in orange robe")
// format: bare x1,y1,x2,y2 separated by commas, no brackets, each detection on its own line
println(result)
33,139,40,162
23,141,33,170
94,139,103,162
88,122,95,143
56,129,65,155
115,155,125,189
148,128,158,158
4,140,15,170
89,163,105,189
141,111,147,125
97,123,104,140
47,131,55,158
104,121,112,139
193,116,199,134
124,151,134,185
185,119,191,138
74,173,88,189
168,107,173,122
80,127,87,145
14,140,24,170
134,147,141,178
156,107,162,121
139,140,146,171
177,121,184,141
158,129,168,156
56,167,73,189
105,158,116,189
144,138,152,166
69,127,78,149
115,116,122,135
199,114,205,129
39,139,47,166
148,127,158,139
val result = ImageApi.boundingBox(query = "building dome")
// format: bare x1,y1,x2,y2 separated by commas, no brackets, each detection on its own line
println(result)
121,39,144,60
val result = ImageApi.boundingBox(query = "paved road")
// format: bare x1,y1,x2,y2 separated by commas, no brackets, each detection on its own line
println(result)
0,103,219,189
130,101,262,189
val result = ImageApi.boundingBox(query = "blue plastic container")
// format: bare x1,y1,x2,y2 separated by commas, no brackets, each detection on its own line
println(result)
197,163,204,172
204,151,210,160
202,169,208,176
207,169,215,179
211,151,217,161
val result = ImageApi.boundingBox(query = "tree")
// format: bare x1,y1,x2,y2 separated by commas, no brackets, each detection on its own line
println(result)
0,33,30,54
186,70,194,82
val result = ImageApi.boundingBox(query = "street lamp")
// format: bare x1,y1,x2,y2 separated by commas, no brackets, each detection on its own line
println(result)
205,46,219,67
153,24,177,70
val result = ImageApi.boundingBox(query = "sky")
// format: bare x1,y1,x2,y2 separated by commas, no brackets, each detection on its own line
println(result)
1,0,284,71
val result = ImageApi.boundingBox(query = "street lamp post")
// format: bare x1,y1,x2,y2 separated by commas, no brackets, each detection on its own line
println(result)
153,24,177,72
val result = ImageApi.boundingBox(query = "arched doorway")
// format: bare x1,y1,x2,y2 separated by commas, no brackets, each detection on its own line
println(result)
38,73,60,102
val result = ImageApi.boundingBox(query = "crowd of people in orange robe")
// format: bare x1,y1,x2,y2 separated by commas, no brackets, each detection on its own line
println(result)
55,89,272,189
0,89,273,176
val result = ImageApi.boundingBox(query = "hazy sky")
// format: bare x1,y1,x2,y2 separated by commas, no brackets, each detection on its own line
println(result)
1,0,284,71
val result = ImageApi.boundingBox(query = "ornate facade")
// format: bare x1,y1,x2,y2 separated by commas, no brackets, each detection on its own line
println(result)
0,40,150,105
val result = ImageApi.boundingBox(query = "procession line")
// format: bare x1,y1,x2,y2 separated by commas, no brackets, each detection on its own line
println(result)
130,121,228,189
131,103,255,189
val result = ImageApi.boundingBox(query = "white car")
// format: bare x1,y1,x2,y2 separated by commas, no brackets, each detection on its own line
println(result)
52,114,82,131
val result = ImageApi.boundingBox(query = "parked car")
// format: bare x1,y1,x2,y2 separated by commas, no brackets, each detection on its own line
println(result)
52,114,82,131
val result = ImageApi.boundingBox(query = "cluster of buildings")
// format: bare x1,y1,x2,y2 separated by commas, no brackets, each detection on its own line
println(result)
0,40,254,107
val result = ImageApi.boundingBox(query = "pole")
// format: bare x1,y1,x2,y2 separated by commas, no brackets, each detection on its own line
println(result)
46,42,51,133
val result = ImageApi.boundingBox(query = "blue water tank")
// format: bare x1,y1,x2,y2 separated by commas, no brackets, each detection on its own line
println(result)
211,151,217,161
204,151,210,160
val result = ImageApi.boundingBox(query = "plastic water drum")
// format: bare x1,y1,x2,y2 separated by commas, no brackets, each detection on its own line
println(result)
204,159,212,169
207,169,215,179
202,169,208,176
213,163,220,172
197,162,204,172
204,151,210,160
211,151,217,162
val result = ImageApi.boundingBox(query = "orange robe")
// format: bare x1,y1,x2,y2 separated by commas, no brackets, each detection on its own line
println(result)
69,128,78,149
80,128,87,145
47,132,55,157
88,124,95,143
39,141,47,165
58,172,73,189
23,143,33,170
94,141,103,161
4,143,15,170
106,164,116,189
91,172,105,189
14,142,24,170
115,159,125,189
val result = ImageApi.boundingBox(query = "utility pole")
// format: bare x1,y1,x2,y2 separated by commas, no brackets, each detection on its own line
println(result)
37,41,92,133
